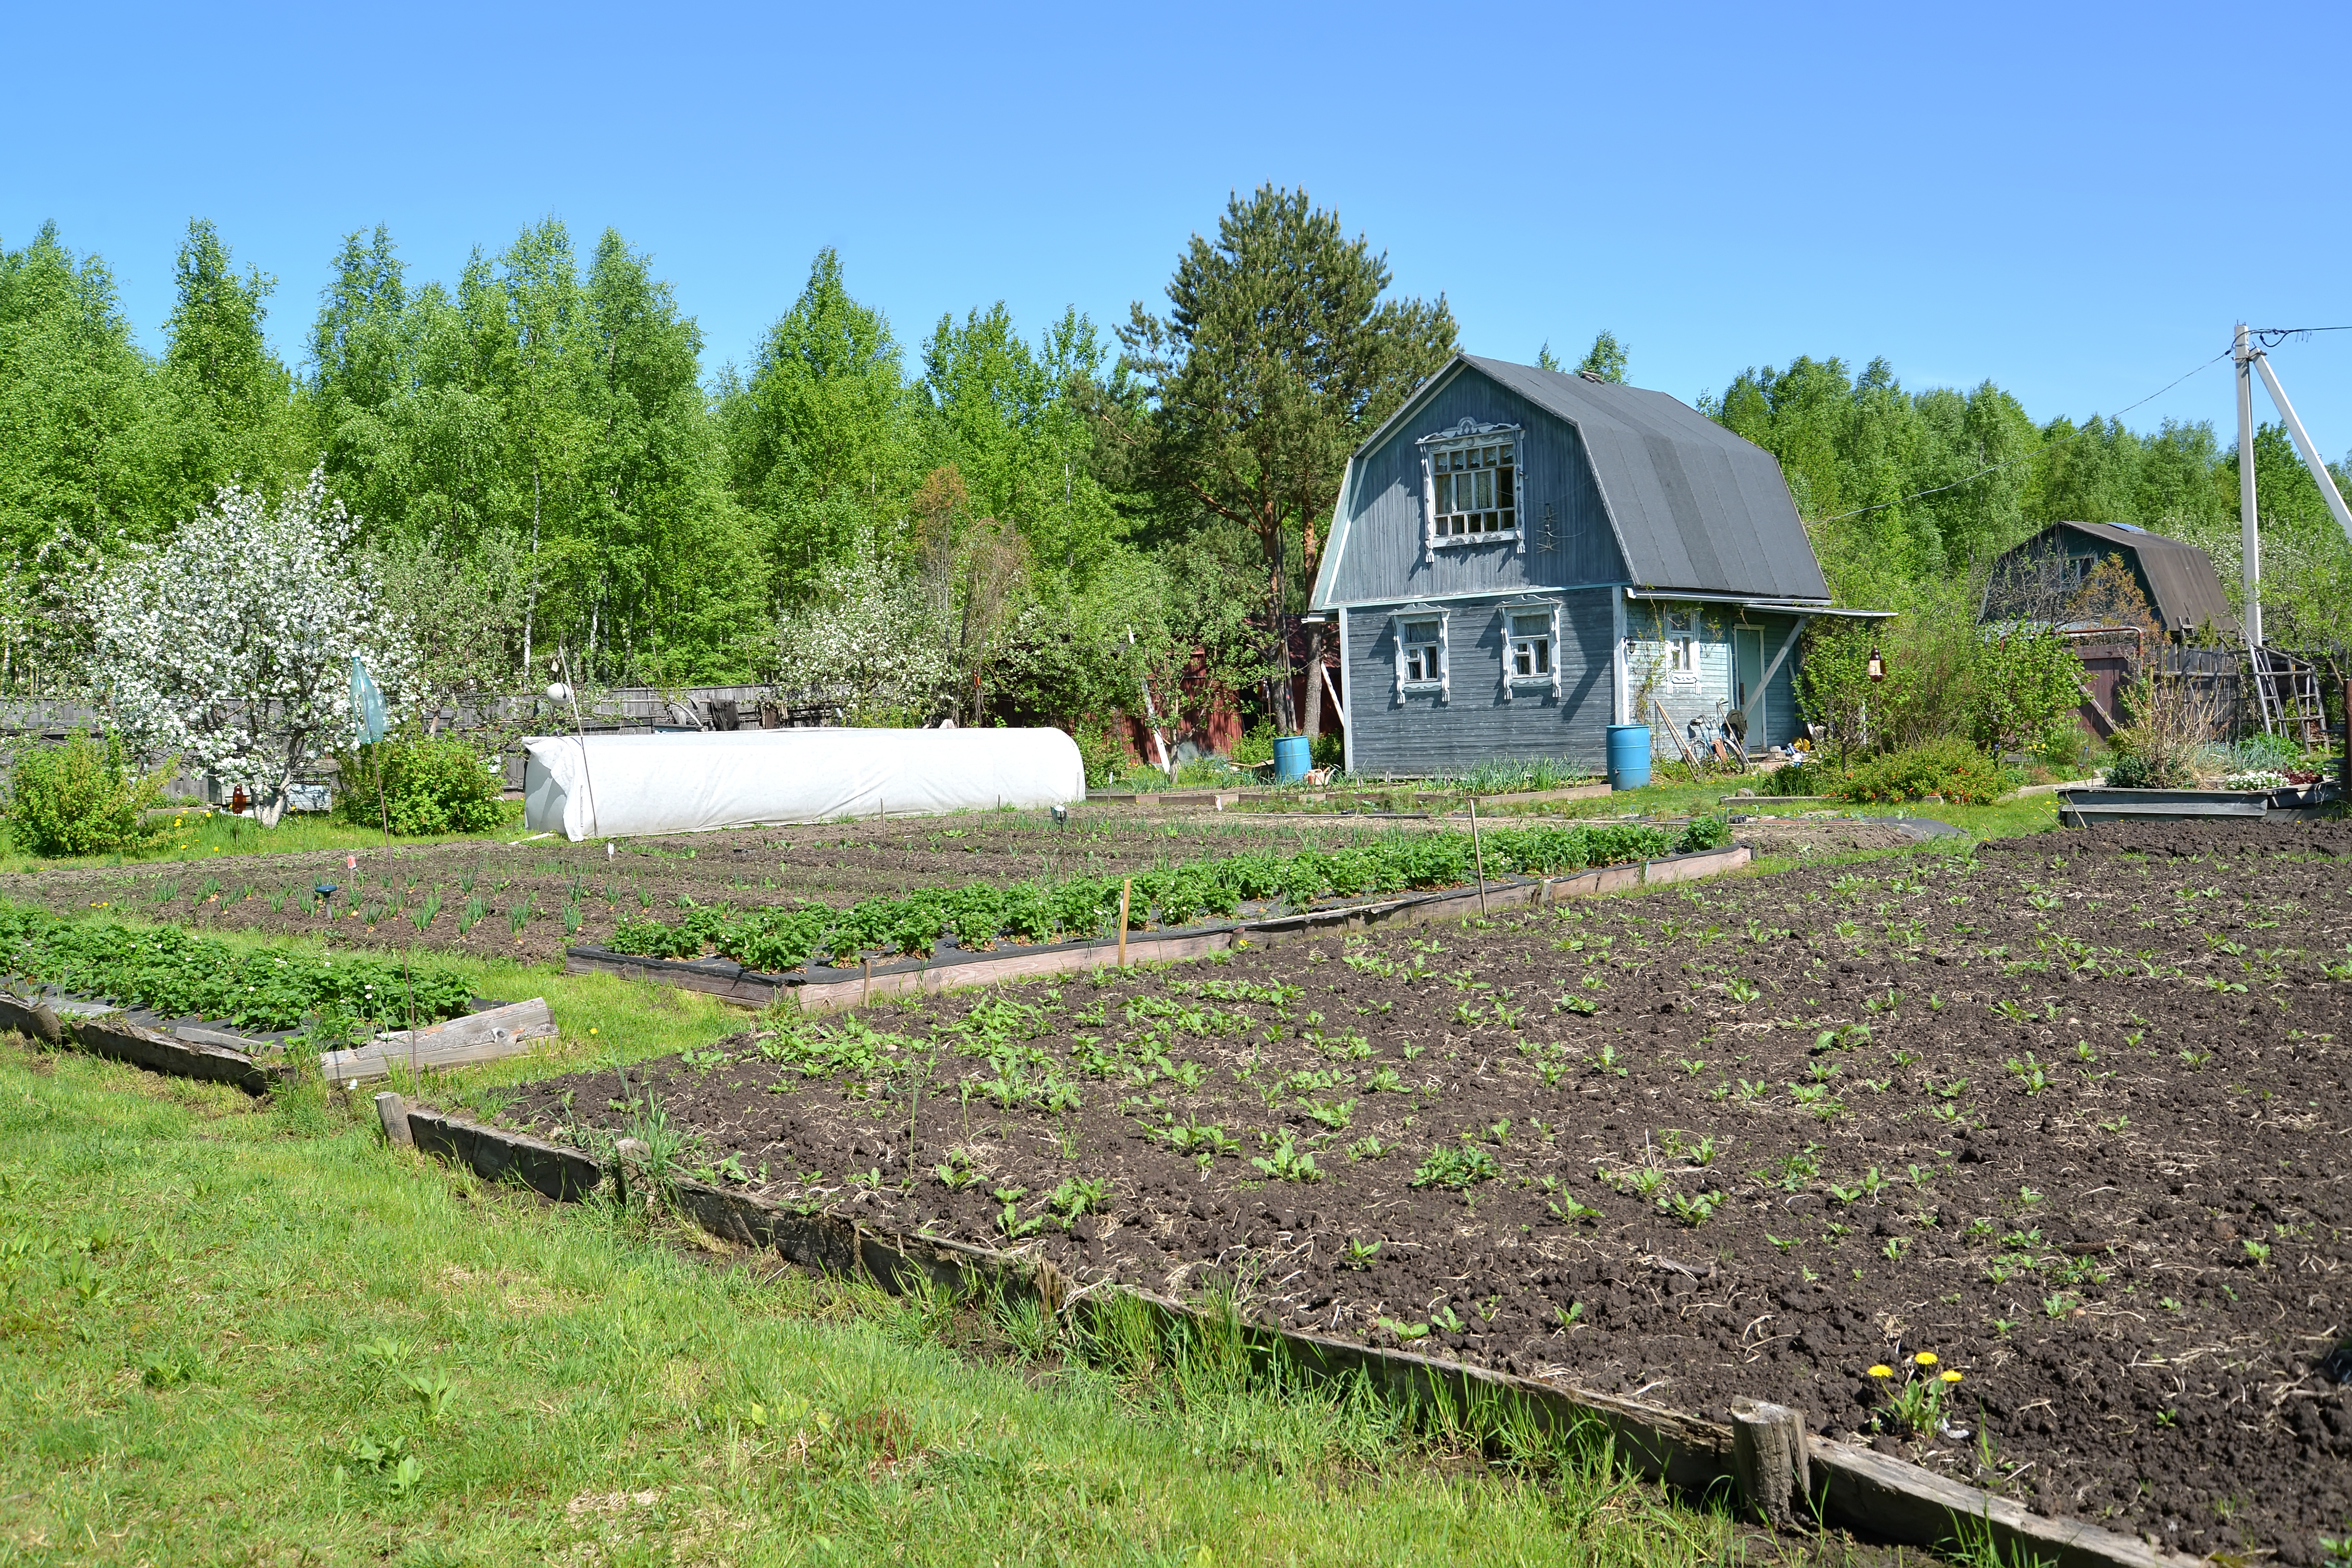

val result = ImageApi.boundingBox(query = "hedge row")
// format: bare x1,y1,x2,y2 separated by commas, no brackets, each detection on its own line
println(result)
608,819,1722,974
0,902,475,1034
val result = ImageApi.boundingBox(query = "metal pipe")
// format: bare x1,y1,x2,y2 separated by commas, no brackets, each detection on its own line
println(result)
2251,350,2352,545
2236,323,2262,649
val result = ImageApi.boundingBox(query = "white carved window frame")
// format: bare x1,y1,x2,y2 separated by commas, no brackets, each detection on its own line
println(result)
1500,598,1562,702
1390,605,1449,702
1417,418,1526,563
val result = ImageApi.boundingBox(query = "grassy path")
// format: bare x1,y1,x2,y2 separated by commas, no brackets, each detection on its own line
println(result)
0,1040,1811,1567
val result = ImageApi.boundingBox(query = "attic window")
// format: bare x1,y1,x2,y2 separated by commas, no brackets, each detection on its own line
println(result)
1434,442,1515,538
1418,419,1525,559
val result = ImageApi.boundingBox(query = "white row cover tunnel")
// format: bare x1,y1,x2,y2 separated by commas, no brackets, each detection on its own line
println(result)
521,728,1086,840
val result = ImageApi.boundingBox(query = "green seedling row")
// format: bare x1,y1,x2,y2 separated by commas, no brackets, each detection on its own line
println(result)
608,818,1729,973
0,902,475,1033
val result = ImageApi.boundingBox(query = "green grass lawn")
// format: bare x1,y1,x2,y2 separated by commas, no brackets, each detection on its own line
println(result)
0,806,526,876
0,1041,1812,1567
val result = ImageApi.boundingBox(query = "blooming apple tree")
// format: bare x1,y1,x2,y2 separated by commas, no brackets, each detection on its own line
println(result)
87,468,418,826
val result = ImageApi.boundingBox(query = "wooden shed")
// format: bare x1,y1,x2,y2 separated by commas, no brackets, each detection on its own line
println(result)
1307,353,1882,777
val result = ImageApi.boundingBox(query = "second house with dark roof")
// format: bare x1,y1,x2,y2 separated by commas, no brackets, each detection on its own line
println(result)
1308,353,1883,778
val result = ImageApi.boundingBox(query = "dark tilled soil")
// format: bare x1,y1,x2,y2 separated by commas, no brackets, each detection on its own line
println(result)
497,820,2352,1555
0,811,1423,965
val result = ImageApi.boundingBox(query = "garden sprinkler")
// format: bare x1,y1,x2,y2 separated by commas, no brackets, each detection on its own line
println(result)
315,883,338,917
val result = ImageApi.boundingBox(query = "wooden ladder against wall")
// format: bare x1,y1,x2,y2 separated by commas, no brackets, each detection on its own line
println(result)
2251,646,2328,746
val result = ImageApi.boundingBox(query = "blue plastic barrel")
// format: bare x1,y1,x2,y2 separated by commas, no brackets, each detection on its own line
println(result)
1605,724,1652,790
1274,734,1313,781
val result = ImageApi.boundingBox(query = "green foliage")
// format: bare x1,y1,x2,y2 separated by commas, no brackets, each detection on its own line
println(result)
0,900,471,1032
605,821,1673,973
1835,738,2010,805
1966,626,2085,757
334,735,509,836
1672,815,1733,853
3,730,168,857
1119,186,1456,729
2103,729,2194,789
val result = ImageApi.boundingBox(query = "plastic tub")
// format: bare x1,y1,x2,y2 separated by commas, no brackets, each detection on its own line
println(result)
1274,734,1313,782
1605,724,1652,791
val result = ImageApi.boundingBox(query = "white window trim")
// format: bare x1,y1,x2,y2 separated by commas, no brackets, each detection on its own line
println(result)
1390,606,1449,702
1416,418,1525,561
1500,599,1562,701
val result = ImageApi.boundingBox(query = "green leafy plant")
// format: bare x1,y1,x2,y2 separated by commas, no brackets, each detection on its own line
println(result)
3,730,170,858
1411,1139,1499,1192
335,733,509,837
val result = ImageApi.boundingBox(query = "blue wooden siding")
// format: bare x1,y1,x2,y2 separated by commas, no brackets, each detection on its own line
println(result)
1324,370,1627,606
1343,586,1620,778
1626,607,1802,755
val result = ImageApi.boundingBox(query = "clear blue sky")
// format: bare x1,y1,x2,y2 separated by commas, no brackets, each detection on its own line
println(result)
14,1,2352,456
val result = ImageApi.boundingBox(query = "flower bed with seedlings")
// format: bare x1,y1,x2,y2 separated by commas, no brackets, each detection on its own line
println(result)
493,818,2352,1557
598,820,1708,973
0,812,1552,967
0,902,474,1035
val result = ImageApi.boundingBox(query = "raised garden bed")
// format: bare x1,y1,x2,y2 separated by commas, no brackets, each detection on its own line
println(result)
0,813,1521,967
491,818,2352,1557
567,843,1751,1011
395,1094,2192,1568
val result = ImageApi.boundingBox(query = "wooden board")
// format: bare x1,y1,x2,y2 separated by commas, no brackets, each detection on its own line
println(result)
68,1013,290,1096
320,998,558,1083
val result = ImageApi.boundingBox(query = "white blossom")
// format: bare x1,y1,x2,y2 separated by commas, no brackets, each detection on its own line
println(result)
85,467,418,826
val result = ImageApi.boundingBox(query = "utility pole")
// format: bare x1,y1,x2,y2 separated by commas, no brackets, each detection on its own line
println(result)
2236,322,2261,650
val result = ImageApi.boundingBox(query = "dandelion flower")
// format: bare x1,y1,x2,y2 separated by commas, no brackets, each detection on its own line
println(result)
1867,1365,1893,1379
1941,1370,1963,1383
590,1027,599,1035
1914,1352,1938,1367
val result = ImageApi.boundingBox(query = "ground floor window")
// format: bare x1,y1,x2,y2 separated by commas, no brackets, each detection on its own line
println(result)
1509,611,1551,678
1401,619,1444,685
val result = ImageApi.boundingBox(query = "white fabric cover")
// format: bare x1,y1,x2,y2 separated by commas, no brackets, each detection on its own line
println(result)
522,728,1086,841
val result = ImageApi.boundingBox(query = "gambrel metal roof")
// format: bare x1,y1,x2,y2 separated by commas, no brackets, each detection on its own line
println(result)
1315,353,1831,607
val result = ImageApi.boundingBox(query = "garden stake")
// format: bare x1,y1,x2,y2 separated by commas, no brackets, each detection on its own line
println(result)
366,743,421,1079
1118,879,1131,967
1468,795,1488,916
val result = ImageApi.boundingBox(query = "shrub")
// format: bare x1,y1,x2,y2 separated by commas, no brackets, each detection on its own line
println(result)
1071,724,1126,790
1231,723,1277,767
337,735,509,836
2102,728,2194,789
1673,815,1734,853
4,730,170,858
1835,738,2008,805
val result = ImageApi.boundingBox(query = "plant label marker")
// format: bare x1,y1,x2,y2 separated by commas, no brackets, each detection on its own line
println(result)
1468,795,1488,915
1118,879,1132,967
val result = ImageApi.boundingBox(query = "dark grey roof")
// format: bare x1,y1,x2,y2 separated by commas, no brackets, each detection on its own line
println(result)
1998,521,2238,636
1328,353,1828,603
1464,357,1829,601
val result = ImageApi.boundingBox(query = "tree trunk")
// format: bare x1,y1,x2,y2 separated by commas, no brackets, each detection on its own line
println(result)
1300,619,1324,756
522,457,542,675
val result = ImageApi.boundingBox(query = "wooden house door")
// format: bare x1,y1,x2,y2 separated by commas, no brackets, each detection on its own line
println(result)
1733,628,1765,737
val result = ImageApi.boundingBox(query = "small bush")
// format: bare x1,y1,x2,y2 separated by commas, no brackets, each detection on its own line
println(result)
1835,738,2007,806
1673,814,1734,853
1071,724,1126,790
4,730,169,858
1231,723,1277,767
337,735,509,836
2102,728,2194,790
1759,758,1840,796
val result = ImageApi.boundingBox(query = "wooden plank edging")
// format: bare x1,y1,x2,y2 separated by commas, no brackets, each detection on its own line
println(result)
565,843,1755,1014
321,998,558,1083
390,1107,2192,1568
65,1011,291,1096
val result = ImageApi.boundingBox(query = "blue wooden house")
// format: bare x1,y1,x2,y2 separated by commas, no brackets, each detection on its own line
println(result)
1308,353,1877,778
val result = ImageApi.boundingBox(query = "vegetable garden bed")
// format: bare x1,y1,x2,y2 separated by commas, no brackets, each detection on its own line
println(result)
491,819,2352,1558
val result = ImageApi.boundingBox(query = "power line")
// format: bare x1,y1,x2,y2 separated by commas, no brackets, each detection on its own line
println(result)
2250,325,2352,348
1813,348,2233,525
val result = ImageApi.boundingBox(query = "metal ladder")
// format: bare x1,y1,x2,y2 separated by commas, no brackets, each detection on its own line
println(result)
2252,645,2326,746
